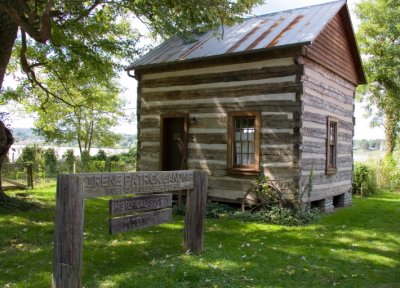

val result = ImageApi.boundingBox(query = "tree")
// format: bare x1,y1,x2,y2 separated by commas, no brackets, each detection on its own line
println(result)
43,148,57,176
0,0,262,92
356,0,400,155
0,117,14,202
61,149,75,173
26,78,125,161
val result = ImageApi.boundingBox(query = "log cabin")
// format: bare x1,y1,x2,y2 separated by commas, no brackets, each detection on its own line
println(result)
126,0,366,212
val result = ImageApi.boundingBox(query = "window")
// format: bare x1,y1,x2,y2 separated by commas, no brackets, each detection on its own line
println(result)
326,116,338,174
227,112,260,174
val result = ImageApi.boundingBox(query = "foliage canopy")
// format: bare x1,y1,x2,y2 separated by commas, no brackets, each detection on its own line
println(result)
356,0,400,153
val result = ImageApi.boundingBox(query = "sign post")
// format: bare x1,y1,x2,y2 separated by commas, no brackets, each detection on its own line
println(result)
52,170,207,288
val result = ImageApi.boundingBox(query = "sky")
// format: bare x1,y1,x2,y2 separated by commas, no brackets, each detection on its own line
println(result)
2,0,385,140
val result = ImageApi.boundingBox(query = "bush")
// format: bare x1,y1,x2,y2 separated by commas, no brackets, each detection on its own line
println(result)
199,202,321,226
353,162,377,196
372,155,400,191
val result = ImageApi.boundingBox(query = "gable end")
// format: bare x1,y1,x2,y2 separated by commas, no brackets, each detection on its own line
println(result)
303,7,366,85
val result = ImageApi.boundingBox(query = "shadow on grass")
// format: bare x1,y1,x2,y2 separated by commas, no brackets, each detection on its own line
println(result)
1,193,399,287
80,196,400,288
0,195,44,213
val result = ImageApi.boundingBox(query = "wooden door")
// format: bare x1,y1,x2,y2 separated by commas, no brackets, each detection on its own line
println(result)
161,114,188,171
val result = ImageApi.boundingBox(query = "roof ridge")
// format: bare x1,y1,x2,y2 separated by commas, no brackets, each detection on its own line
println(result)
246,0,346,20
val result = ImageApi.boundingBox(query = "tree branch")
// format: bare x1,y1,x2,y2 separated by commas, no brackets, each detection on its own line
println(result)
20,30,76,109
72,0,102,23
3,0,53,44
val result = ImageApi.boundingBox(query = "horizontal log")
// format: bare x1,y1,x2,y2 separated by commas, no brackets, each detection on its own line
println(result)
138,163,160,171
190,133,227,144
302,111,352,127
303,67,355,96
208,188,245,202
300,157,353,171
302,120,353,134
300,170,352,187
188,148,227,162
302,94,353,118
136,48,300,75
142,104,302,116
141,145,161,154
301,142,352,154
142,82,301,102
142,76,297,94
302,105,352,123
141,65,302,88
261,153,296,163
260,145,293,155
303,72,354,99
303,184,350,202
263,167,299,180
303,80,353,107
261,132,300,145
300,56,355,90
301,127,352,140
142,99,299,112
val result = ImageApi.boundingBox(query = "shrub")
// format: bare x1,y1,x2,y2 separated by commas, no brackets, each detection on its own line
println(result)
43,148,58,176
198,202,321,226
372,155,400,191
352,162,377,196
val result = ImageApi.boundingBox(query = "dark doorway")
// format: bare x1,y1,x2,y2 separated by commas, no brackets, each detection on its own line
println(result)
161,114,188,171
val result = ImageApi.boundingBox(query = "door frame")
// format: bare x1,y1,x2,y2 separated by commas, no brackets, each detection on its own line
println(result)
160,113,189,171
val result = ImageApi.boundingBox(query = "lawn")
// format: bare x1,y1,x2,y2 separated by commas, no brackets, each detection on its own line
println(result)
1,183,399,288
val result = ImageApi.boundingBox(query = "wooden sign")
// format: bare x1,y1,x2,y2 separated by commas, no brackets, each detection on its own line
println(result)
82,170,194,198
109,194,172,215
53,170,207,288
109,208,172,235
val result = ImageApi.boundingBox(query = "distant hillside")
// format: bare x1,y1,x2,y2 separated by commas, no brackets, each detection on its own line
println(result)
12,128,44,143
11,128,137,148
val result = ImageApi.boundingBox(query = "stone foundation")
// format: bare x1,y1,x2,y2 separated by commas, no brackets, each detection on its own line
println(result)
333,191,352,207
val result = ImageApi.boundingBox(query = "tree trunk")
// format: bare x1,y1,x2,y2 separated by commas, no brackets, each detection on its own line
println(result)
0,10,18,91
385,111,398,156
0,120,14,203
0,155,10,202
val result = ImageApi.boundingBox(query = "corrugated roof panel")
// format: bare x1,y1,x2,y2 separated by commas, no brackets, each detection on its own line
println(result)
129,0,346,69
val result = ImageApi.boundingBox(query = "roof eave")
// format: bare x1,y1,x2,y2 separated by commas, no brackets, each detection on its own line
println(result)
127,41,311,72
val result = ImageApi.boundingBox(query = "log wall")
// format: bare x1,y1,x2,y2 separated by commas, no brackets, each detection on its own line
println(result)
299,56,355,203
136,56,303,203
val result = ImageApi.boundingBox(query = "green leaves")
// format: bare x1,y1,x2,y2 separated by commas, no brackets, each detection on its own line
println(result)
356,0,400,153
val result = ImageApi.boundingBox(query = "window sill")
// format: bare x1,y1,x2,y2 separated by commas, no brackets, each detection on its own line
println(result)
227,168,261,176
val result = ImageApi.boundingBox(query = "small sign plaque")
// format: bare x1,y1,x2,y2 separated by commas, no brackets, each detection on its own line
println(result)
109,194,172,215
109,208,172,234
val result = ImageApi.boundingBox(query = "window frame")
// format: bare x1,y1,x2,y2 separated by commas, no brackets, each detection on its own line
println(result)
227,111,260,175
326,116,338,175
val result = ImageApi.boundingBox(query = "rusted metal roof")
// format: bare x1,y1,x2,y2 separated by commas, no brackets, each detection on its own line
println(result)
128,0,346,70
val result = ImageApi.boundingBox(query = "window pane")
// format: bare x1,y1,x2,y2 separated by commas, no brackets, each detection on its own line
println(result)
233,116,256,167
249,143,254,153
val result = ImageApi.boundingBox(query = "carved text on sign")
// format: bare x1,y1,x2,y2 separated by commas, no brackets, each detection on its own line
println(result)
109,194,172,215
83,171,193,197
109,209,172,234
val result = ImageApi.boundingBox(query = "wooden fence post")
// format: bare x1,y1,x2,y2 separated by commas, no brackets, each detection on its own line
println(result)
26,164,33,189
52,175,85,288
184,171,207,255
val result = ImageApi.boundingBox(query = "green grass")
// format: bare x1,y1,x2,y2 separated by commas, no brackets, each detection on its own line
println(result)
1,184,400,287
